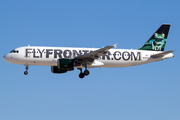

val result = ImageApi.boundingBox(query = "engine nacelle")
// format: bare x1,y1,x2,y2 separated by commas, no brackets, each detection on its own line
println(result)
51,66,67,74
57,59,74,69
51,59,75,74
51,66,74,74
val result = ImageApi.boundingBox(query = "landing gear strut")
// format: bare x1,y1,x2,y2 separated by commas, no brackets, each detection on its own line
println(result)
24,65,29,75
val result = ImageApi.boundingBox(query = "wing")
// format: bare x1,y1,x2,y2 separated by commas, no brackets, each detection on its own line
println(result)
74,43,117,64
151,50,174,58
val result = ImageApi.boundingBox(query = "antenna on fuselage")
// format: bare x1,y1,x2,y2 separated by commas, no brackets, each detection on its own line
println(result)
28,44,30,47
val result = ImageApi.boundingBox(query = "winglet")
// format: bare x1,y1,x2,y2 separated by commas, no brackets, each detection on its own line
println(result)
113,43,118,48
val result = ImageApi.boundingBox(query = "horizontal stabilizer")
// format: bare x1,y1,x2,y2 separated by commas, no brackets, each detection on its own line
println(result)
151,50,174,58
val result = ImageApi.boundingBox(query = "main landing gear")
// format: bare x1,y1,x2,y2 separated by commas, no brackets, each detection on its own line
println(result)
24,65,29,75
78,68,90,79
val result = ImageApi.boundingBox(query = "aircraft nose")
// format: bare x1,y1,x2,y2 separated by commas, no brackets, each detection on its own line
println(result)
3,54,11,62
3,54,8,62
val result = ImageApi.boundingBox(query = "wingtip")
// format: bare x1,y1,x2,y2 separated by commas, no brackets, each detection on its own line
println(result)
113,43,118,48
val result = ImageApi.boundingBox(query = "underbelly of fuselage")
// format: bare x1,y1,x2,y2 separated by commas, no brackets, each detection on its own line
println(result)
14,58,161,68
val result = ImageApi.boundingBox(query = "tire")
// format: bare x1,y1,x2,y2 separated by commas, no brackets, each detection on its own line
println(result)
24,71,28,75
84,70,90,76
79,72,85,78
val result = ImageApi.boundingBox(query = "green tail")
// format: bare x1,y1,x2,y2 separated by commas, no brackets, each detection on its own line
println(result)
138,24,171,51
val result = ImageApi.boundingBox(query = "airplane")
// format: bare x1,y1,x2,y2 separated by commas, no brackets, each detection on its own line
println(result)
3,24,174,78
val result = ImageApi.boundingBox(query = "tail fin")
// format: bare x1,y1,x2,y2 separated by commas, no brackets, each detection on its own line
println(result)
138,24,171,51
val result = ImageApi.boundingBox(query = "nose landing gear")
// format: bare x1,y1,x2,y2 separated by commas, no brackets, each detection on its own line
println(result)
24,65,29,75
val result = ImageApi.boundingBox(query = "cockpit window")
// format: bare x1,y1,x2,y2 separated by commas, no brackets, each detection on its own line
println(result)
10,50,19,53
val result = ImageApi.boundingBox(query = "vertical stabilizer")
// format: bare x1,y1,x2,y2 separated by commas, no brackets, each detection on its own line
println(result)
138,24,171,51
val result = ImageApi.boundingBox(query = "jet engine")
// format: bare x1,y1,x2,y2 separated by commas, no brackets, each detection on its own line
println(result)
57,58,74,69
51,59,74,74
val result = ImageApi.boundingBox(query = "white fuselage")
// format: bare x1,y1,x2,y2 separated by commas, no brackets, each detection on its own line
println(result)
3,46,174,68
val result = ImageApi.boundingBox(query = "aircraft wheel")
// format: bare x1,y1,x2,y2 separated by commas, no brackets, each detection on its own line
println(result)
84,70,90,76
24,71,28,75
79,72,85,79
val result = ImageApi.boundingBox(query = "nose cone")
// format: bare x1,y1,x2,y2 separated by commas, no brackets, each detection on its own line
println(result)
3,54,12,63
3,54,8,62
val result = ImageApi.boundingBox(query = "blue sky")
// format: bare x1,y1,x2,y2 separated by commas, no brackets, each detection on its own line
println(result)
0,0,180,120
